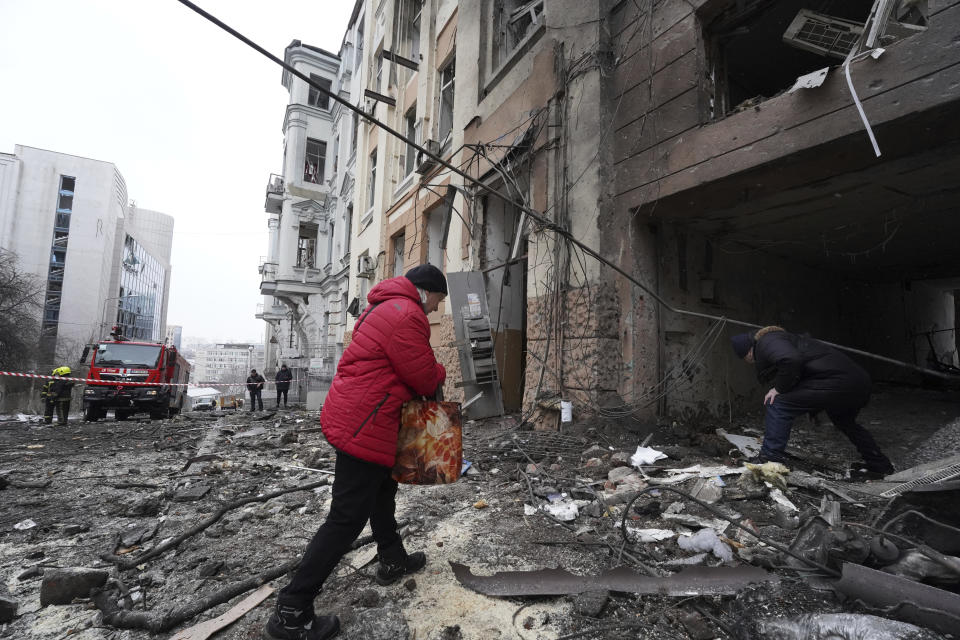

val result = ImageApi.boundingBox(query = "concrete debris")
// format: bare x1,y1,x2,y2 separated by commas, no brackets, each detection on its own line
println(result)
39,567,109,606
0,586,18,623
572,590,609,617
691,477,724,503
173,483,212,502
2,391,957,639
13,518,36,530
757,613,945,640
716,429,762,457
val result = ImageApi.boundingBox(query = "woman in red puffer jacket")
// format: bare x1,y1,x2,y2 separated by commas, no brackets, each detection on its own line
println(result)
265,264,447,640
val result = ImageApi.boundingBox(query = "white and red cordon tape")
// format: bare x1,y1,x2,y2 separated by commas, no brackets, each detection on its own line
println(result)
0,371,299,388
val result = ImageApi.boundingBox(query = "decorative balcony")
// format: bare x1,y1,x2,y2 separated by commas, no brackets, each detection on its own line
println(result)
259,262,326,296
255,302,287,321
265,173,284,214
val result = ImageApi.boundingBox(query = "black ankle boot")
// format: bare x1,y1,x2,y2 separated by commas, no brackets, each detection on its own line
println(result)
263,601,339,640
375,551,426,586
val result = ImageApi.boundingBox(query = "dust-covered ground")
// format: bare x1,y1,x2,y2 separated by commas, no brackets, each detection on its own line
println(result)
1,383,959,640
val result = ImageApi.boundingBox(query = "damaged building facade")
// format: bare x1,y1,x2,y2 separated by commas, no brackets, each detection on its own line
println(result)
259,0,959,422
258,40,349,408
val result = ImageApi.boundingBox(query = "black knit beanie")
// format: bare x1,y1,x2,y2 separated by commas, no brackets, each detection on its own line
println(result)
404,264,448,295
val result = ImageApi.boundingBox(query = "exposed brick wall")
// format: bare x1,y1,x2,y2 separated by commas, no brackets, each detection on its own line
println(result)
431,315,464,402
524,282,623,420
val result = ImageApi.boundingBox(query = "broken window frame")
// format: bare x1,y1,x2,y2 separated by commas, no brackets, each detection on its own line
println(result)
368,150,377,211
491,0,544,73
304,138,327,185
307,74,332,109
702,0,928,121
296,234,317,269
404,104,418,177
392,232,406,277
438,57,455,146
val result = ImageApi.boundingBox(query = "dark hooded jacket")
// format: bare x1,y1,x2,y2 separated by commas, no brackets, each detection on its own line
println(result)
275,367,293,391
753,328,870,409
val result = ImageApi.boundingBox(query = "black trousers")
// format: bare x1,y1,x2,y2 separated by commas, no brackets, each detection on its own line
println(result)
279,451,403,607
276,388,289,406
249,389,263,410
763,396,892,472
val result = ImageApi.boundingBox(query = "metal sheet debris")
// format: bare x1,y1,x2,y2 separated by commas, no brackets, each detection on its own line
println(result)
835,562,960,637
758,613,943,640
450,562,777,597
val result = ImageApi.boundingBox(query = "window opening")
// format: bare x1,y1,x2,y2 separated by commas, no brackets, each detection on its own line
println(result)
439,58,455,143
308,74,332,109
393,233,406,277
327,220,335,266
705,0,874,119
427,207,445,267
404,105,417,176
344,204,353,254
368,150,378,210
355,18,364,72
351,111,359,157
297,233,317,268
304,138,327,184
493,0,544,69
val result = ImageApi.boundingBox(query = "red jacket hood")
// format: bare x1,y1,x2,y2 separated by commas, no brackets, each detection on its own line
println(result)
368,276,421,306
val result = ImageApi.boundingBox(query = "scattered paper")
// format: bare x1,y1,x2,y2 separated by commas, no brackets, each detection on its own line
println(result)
663,513,730,535
769,488,798,513
788,67,829,93
625,527,676,542
14,519,37,530
630,446,667,467
543,500,579,521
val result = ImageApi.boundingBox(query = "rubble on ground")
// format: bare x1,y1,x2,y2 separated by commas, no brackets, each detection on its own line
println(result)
0,385,958,639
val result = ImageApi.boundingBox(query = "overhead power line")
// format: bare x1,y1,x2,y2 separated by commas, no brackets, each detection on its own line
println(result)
172,0,956,381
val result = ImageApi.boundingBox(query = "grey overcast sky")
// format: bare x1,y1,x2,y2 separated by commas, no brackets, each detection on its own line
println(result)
0,0,353,343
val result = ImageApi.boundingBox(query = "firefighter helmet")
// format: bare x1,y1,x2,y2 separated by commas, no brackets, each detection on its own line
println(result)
53,366,72,376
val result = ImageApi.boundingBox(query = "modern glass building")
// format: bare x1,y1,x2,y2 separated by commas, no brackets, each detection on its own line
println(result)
115,234,166,341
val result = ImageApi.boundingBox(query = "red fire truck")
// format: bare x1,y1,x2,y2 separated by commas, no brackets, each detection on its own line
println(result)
80,328,191,421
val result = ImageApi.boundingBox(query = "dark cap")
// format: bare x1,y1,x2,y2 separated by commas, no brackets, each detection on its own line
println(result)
731,333,754,359
404,264,448,295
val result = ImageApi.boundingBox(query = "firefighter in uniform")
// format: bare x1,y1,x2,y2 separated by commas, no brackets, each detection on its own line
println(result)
41,366,74,425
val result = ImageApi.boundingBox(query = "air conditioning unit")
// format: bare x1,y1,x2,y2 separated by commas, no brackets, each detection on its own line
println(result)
782,9,864,60
357,255,376,278
415,139,441,175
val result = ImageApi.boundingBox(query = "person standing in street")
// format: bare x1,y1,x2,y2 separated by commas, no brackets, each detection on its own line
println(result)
41,366,74,425
246,368,265,412
275,364,293,409
264,264,448,640
731,326,895,478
